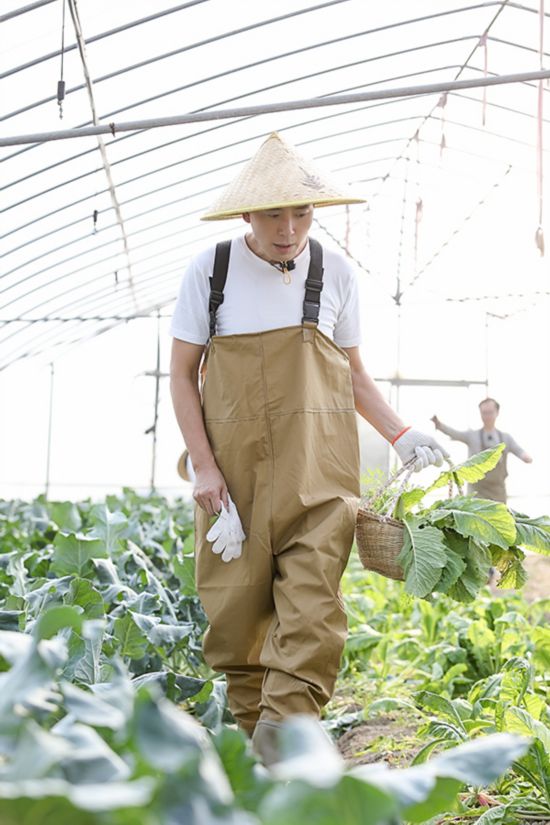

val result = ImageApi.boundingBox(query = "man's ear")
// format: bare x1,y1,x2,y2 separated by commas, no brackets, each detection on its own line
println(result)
242,212,251,224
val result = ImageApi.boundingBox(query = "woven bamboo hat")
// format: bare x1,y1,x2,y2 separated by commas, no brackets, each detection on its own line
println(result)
201,132,365,220
176,449,195,483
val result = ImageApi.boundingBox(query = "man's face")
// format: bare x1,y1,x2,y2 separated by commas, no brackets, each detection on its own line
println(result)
480,401,498,428
243,205,314,262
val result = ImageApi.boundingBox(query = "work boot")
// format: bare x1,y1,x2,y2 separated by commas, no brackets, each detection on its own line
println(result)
251,718,282,767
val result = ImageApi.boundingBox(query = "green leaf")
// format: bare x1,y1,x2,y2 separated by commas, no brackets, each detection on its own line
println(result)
88,506,128,554
499,657,531,706
260,774,396,825
513,739,550,799
34,605,83,641
524,693,546,721
134,691,223,778
513,512,550,555
0,777,155,813
490,546,527,589
404,776,462,823
367,697,418,716
48,502,82,533
0,636,67,732
52,716,131,783
428,497,516,550
131,671,209,702
464,620,497,678
0,718,72,780
428,732,530,784
397,517,447,598
60,681,126,729
395,487,428,518
173,553,196,596
532,627,550,672
65,579,104,620
213,725,272,810
129,611,192,649
112,613,148,660
415,691,466,733
63,622,104,685
434,541,466,593
428,445,505,492
51,534,106,577
503,706,550,752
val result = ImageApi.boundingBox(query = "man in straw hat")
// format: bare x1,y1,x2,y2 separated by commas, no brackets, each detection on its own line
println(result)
170,132,447,764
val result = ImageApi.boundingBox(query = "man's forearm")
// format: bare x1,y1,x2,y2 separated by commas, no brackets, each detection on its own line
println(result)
435,421,469,442
350,365,405,442
169,375,217,472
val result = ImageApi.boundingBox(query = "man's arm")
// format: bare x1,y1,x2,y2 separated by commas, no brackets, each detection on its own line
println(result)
343,346,405,440
431,415,471,445
170,338,229,515
505,433,533,464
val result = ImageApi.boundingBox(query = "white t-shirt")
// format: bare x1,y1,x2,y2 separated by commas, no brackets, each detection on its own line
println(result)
170,234,362,348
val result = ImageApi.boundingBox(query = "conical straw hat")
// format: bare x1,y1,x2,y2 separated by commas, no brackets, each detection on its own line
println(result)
201,132,365,220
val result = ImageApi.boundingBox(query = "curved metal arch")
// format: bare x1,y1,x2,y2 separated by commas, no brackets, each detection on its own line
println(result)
1,0,367,121
2,62,465,191
0,1,209,77
0,217,231,323
1,94,426,239
2,113,429,280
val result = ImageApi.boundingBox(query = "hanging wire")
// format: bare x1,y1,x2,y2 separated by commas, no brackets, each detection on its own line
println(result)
413,130,423,274
480,32,488,126
403,164,513,294
394,156,411,306
66,0,137,309
371,0,512,201
535,0,546,255
57,0,66,118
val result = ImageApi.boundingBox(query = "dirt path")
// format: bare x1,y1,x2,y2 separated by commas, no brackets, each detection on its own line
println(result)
337,556,549,767
521,554,550,601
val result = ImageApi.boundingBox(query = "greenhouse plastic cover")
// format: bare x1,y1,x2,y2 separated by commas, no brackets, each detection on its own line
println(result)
2,0,550,374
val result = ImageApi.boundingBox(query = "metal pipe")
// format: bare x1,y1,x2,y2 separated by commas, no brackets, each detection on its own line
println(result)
1,0,348,80
3,69,550,147
0,0,56,23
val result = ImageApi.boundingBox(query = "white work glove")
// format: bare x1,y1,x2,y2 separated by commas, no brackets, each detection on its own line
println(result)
206,495,246,563
392,427,449,472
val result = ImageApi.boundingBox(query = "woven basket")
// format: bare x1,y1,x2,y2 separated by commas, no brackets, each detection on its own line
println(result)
356,507,405,581
354,461,416,581
355,458,460,581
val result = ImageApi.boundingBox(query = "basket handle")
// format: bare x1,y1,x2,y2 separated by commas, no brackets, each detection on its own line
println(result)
361,457,463,519
361,460,416,518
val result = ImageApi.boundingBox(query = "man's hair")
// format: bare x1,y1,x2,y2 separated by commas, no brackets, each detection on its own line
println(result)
479,397,500,412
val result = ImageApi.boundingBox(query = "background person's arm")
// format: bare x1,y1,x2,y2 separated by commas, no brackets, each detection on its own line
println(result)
170,338,229,515
431,415,471,444
506,433,533,464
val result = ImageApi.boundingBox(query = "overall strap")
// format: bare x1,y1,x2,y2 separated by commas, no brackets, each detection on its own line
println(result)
302,237,324,325
209,240,231,338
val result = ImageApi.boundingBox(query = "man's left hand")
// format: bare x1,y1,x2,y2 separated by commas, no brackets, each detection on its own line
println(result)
393,427,449,472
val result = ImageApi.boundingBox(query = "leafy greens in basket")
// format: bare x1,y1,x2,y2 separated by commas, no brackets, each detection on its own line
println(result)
370,445,550,601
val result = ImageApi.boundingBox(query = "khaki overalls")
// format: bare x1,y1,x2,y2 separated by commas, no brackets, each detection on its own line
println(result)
471,429,507,502
194,238,360,737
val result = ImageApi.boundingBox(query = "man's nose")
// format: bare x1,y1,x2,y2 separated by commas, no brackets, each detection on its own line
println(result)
278,217,296,235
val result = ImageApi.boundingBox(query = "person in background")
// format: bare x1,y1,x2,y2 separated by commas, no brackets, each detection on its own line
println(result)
432,397,533,504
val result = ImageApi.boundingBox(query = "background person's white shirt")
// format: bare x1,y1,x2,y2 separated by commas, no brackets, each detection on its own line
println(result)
170,235,362,348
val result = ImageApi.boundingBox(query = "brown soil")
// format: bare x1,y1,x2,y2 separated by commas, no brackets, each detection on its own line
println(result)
336,556,550,768
336,714,420,767
521,554,550,601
